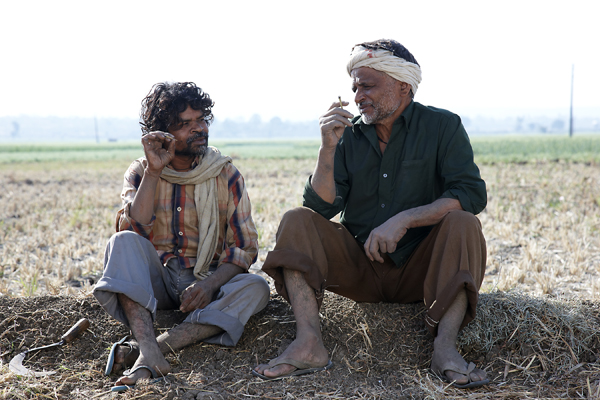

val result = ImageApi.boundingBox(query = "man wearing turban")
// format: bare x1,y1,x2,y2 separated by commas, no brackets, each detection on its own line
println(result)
254,39,488,388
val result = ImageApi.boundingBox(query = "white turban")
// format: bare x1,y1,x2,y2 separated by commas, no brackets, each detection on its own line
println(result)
347,45,422,95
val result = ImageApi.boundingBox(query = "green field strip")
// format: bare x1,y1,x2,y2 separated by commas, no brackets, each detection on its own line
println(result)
1,135,599,164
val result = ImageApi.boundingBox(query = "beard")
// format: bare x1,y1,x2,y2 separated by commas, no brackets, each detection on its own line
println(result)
360,81,401,125
176,132,208,157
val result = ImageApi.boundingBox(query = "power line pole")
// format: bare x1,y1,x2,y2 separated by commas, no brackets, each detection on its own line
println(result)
569,64,574,138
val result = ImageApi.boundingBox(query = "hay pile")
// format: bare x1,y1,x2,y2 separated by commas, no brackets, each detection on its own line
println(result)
0,291,598,399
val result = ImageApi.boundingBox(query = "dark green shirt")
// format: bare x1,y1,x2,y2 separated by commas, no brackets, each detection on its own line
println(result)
303,100,487,267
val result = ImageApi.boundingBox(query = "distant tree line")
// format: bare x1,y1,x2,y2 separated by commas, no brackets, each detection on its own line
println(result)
0,114,598,142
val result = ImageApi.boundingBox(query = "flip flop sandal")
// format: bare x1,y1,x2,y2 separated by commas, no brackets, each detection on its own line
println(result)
111,365,165,392
432,361,490,389
251,360,333,381
104,336,135,376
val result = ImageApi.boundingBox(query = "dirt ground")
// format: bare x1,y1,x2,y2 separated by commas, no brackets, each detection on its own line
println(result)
1,290,598,399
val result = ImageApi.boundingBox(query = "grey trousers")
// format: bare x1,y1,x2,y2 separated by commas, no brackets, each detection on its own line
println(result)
93,231,270,346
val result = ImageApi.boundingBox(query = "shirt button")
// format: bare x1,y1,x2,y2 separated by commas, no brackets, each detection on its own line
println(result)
178,231,183,236
178,249,183,253
177,207,182,212
381,204,385,208
383,173,388,178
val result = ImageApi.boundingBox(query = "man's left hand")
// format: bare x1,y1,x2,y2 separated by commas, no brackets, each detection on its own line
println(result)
179,280,214,313
364,213,411,263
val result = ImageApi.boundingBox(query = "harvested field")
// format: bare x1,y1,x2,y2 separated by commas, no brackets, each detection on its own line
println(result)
1,157,599,398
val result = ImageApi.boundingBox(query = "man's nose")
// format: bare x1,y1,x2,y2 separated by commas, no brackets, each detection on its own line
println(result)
192,120,207,132
354,89,365,105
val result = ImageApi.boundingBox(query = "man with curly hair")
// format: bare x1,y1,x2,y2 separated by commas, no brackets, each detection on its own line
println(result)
93,82,269,391
254,39,488,388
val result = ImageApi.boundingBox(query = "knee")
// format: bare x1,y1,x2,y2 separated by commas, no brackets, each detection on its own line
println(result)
109,230,139,246
240,273,270,300
442,210,481,232
281,207,314,225
110,230,155,249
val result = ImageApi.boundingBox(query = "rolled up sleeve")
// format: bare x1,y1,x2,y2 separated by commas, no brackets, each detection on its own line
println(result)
217,165,258,271
437,117,487,215
115,159,155,238
302,140,348,220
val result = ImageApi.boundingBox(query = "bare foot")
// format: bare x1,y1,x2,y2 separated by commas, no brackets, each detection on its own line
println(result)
115,348,170,386
111,342,140,374
254,333,329,378
431,338,487,385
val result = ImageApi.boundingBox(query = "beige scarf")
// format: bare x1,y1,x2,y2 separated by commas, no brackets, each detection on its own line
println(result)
160,146,232,279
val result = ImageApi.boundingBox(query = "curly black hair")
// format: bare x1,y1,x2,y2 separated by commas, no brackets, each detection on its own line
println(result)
139,82,214,135
354,39,419,66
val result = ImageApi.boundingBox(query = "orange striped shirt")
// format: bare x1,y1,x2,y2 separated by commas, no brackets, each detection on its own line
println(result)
116,157,258,271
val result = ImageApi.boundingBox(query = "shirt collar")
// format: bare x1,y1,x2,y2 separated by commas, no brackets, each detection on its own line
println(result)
352,100,415,138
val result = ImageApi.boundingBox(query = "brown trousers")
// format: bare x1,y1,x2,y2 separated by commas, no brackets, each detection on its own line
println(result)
261,207,486,336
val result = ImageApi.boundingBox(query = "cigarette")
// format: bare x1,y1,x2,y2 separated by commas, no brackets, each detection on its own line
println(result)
338,96,344,109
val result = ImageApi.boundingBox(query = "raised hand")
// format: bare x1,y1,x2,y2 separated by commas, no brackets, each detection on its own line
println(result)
141,131,177,176
318,101,354,150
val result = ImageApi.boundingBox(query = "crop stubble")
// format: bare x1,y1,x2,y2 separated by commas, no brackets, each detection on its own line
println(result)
0,158,599,399
0,159,598,299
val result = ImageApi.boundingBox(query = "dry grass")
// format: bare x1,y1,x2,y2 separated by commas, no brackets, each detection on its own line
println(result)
478,161,600,299
0,158,599,399
0,159,598,299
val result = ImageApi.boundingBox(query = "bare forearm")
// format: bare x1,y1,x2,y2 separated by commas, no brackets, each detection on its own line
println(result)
203,262,244,293
402,198,462,229
310,146,337,204
364,198,463,262
129,168,161,224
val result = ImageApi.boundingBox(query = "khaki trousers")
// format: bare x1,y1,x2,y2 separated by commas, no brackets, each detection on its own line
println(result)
94,231,270,346
261,207,486,335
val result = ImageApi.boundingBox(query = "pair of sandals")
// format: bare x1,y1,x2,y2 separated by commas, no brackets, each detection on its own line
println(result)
106,336,487,390
105,336,165,393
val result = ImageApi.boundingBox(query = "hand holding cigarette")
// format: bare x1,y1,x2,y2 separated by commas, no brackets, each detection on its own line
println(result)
143,131,176,141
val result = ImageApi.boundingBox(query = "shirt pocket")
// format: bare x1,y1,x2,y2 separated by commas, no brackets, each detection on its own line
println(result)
394,158,433,209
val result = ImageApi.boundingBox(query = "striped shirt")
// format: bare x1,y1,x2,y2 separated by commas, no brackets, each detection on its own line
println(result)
116,157,258,271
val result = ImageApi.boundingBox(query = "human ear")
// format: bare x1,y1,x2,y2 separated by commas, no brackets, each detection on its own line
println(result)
400,82,412,97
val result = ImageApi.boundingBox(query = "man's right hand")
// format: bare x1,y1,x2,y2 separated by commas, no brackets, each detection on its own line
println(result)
311,101,354,204
142,131,176,176
318,101,354,150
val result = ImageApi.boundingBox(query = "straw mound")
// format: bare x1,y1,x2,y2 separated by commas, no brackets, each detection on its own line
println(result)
0,291,598,399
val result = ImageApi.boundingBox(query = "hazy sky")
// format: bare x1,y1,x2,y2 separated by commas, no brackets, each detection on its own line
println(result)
1,0,598,121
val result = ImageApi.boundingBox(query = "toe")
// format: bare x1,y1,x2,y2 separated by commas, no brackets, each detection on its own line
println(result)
254,363,269,374
115,368,151,386
470,368,487,382
263,363,296,378
445,370,469,385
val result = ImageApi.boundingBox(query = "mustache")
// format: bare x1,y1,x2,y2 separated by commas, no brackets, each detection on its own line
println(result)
186,132,208,145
